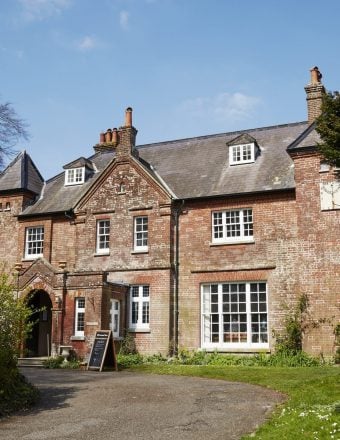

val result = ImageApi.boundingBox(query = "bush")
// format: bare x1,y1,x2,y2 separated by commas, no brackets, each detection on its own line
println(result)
138,349,326,368
0,271,39,416
42,356,64,369
0,272,35,365
0,368,38,417
117,353,143,368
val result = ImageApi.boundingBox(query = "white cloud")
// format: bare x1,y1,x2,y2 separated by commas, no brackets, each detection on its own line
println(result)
119,10,129,30
19,0,71,21
75,36,97,52
179,92,260,124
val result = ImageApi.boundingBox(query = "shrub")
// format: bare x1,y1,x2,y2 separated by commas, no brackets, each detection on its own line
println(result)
0,368,39,417
0,272,35,366
0,270,39,416
42,356,64,369
117,353,143,368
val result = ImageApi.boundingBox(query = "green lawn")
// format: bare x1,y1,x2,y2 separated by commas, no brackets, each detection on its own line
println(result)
131,364,340,439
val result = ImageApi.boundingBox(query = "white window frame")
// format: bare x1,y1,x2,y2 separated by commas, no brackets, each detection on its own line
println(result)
229,143,255,165
129,285,150,330
320,182,340,210
201,282,268,350
110,299,120,338
212,209,253,244
25,226,44,259
74,298,85,337
96,219,110,254
134,216,148,251
65,167,85,186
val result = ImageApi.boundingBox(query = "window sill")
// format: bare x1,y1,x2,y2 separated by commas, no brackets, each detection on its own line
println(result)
202,346,269,353
210,239,255,246
70,336,85,341
22,256,43,262
131,249,149,255
128,328,150,333
94,252,110,257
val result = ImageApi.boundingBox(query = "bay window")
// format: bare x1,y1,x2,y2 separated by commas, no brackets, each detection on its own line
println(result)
201,282,268,349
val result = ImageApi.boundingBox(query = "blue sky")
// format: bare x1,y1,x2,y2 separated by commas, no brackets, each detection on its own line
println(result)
1,0,340,179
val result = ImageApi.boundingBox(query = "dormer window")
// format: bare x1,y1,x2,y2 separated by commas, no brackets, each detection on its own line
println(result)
65,167,85,186
229,143,255,165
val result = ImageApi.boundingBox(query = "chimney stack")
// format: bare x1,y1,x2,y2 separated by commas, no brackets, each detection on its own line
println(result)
94,107,137,156
305,66,325,124
116,107,138,159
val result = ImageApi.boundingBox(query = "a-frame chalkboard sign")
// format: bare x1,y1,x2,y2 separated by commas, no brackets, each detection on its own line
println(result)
87,330,117,371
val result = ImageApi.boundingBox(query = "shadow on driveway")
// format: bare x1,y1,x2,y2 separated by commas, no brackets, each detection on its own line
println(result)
0,367,284,440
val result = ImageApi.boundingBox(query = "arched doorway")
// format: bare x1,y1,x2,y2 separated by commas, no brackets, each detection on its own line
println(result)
26,290,52,357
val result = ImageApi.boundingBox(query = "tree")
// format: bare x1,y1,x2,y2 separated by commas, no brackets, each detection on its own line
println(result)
0,101,29,169
0,272,33,369
0,271,39,417
315,91,340,167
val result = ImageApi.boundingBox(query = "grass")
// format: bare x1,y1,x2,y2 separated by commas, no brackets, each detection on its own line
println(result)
129,364,340,439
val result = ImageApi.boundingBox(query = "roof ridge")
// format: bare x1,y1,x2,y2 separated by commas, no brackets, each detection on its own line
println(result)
0,150,25,178
137,121,308,149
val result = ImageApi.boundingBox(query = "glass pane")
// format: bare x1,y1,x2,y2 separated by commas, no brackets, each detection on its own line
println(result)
132,302,138,324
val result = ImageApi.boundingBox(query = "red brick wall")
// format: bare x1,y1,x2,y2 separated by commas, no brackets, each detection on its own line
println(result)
177,192,303,352
3,147,338,358
292,152,340,356
0,193,35,270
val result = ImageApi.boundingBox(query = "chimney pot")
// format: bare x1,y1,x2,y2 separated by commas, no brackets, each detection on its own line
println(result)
105,129,112,143
310,66,322,84
125,107,133,127
100,132,105,143
112,128,118,144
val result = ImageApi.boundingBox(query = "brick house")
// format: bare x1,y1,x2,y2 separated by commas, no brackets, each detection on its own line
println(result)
0,67,339,359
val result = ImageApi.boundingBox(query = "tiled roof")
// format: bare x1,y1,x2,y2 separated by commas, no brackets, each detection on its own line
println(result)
0,151,44,194
139,121,309,199
21,151,114,216
18,120,314,216
287,123,320,151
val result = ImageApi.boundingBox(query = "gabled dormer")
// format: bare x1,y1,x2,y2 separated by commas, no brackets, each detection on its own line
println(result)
63,157,95,186
227,133,260,166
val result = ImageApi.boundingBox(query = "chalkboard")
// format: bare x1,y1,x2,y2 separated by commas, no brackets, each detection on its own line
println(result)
87,330,117,371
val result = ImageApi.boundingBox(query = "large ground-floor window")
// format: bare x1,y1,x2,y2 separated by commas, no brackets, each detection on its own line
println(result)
201,282,268,349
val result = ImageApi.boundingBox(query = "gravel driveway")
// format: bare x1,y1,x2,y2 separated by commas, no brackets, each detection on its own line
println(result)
0,368,284,440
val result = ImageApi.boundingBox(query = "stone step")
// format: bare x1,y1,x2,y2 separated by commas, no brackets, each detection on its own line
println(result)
18,357,48,368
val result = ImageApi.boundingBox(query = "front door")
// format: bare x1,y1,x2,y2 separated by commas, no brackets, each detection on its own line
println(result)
26,290,52,357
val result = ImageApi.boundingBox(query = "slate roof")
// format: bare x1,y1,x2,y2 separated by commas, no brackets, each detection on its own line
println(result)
16,120,316,216
21,151,114,216
0,151,44,194
287,123,320,151
139,121,310,199
63,157,95,170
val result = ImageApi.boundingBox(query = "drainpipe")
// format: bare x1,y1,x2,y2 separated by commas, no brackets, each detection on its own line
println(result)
173,200,184,356
58,261,68,348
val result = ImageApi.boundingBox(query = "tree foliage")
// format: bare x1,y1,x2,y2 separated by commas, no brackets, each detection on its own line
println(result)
0,101,29,169
0,272,34,369
315,91,340,167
